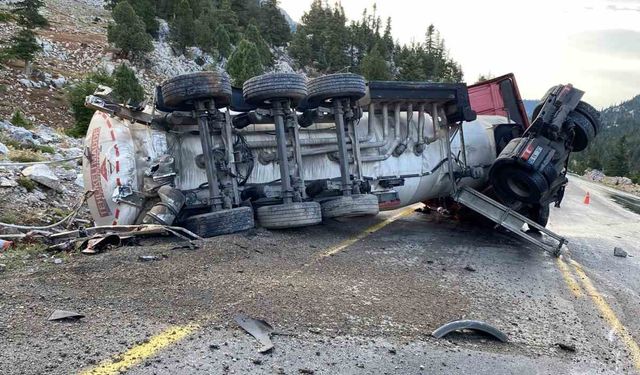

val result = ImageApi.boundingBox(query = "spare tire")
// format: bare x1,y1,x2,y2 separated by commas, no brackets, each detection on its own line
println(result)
161,71,232,108
307,73,366,108
243,73,308,108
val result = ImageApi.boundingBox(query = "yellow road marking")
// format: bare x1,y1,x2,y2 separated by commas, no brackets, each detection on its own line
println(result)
568,259,640,371
81,204,421,374
80,324,199,375
556,257,584,298
320,204,421,258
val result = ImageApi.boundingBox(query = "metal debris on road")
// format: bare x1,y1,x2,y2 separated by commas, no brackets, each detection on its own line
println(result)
556,342,577,352
614,247,628,258
138,255,166,262
48,310,85,321
432,319,508,342
234,313,275,353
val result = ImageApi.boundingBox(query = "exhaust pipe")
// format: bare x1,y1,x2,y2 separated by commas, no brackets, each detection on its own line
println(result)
143,185,185,226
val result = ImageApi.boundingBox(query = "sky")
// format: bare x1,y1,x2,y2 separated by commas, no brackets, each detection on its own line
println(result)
279,0,640,108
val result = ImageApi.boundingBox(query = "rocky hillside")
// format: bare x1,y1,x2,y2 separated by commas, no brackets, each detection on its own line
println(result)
572,95,640,181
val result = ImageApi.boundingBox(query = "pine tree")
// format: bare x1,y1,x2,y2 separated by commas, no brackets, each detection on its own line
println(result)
213,25,232,59
212,0,240,43
112,64,145,104
289,25,312,67
290,0,349,72
107,1,153,58
14,0,48,28
258,0,291,47
244,24,273,66
129,0,158,35
359,44,390,81
66,71,115,138
227,39,264,86
395,43,426,81
606,136,630,177
170,0,195,52
0,29,41,74
194,18,214,53
381,17,394,59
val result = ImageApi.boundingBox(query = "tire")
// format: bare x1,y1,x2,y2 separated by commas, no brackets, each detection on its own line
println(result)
181,207,254,238
256,202,322,229
574,101,601,134
491,166,549,204
321,194,379,219
307,73,367,108
160,71,232,108
243,73,308,107
567,111,595,152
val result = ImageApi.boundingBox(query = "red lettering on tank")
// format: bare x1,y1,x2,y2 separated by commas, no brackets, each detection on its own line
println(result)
89,128,112,217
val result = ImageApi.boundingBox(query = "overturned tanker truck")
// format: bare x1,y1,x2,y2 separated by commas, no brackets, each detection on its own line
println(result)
82,71,600,253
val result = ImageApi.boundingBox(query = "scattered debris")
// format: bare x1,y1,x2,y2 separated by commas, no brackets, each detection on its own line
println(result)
464,265,477,272
53,258,63,265
431,319,508,342
388,347,397,355
614,247,628,258
556,342,577,352
0,263,6,272
138,255,165,262
170,242,199,251
48,310,84,321
81,234,122,255
298,369,315,374
234,313,275,353
0,239,13,251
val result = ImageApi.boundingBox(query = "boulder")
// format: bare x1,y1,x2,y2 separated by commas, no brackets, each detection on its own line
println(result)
22,164,63,192
0,142,8,155
18,78,34,88
51,77,66,88
0,177,17,188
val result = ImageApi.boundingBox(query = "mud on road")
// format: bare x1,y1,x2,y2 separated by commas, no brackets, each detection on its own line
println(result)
1,177,639,374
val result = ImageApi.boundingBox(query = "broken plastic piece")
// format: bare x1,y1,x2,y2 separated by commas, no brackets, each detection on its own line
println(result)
48,310,85,321
234,313,275,353
431,319,508,342
0,239,13,251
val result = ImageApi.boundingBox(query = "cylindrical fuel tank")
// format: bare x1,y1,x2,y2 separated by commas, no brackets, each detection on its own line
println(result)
83,110,504,223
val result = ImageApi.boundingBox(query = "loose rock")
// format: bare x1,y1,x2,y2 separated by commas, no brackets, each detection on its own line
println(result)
614,247,628,258
22,164,63,192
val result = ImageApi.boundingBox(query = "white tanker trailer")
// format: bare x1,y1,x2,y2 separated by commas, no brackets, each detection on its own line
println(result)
82,71,600,240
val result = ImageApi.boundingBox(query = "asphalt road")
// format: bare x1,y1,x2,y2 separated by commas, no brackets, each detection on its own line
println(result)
1,176,639,374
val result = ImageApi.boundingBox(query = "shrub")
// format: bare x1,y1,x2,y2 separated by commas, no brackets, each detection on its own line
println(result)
66,70,114,138
11,110,33,129
8,149,44,162
112,64,145,104
17,176,35,191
